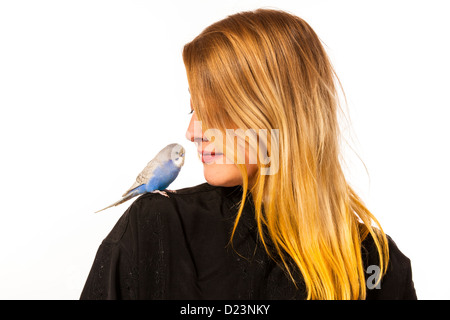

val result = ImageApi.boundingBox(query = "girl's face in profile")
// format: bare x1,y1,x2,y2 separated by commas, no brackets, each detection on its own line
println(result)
185,103,258,187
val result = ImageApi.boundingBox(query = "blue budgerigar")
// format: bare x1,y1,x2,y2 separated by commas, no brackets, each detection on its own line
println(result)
95,143,185,213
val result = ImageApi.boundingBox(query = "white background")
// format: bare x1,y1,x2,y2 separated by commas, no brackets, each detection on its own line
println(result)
1,0,449,299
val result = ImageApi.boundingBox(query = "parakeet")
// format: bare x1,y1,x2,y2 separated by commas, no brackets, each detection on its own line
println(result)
95,143,185,213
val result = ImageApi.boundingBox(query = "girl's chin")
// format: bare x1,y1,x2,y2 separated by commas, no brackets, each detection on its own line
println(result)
202,162,259,187
203,163,243,187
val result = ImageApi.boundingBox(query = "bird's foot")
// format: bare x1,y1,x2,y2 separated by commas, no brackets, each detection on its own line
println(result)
151,190,170,198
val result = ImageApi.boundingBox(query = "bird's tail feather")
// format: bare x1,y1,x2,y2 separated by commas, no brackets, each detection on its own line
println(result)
95,192,138,213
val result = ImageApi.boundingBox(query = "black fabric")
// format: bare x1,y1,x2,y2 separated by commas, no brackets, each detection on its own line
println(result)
80,183,416,300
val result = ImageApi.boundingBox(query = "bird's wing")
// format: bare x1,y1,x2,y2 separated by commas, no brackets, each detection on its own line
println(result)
122,158,161,197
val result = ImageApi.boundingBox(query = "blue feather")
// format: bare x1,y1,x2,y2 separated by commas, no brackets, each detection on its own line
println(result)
95,143,185,213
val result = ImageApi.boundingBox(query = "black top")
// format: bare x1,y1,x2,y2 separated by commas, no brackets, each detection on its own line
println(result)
80,183,417,300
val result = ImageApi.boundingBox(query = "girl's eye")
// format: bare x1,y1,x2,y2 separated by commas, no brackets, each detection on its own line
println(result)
188,109,194,115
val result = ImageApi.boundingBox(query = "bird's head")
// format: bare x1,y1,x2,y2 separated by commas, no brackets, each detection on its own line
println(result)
169,143,185,168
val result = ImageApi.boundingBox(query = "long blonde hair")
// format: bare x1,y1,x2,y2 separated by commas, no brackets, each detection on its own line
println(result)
183,8,389,300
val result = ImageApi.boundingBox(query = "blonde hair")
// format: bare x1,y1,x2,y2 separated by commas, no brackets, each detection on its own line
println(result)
183,8,389,300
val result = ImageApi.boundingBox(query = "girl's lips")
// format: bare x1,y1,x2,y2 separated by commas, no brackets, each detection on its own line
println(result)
198,151,223,163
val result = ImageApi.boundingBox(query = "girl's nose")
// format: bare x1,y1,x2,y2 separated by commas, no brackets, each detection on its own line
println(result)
185,111,196,142
186,99,197,142
185,111,210,145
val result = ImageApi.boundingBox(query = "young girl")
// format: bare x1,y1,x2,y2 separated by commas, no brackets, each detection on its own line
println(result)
81,8,416,300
